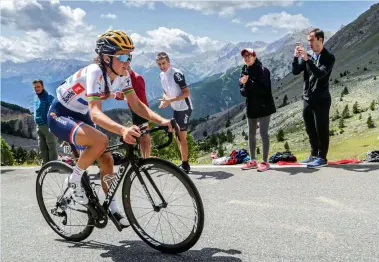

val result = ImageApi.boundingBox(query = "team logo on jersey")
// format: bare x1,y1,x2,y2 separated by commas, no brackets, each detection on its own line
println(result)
123,77,132,87
61,83,84,104
61,90,76,104
50,112,67,125
72,83,85,95
184,114,189,124
174,72,183,82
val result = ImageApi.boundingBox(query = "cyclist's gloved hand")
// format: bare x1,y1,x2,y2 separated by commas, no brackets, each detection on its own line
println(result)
121,125,141,144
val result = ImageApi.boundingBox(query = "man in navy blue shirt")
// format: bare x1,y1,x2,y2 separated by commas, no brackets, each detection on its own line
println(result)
33,79,58,168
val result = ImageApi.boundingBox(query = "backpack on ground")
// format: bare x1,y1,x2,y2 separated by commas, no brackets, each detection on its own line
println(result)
366,150,379,162
269,151,297,163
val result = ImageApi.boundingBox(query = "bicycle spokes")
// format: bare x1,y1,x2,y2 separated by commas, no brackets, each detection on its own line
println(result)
128,166,198,245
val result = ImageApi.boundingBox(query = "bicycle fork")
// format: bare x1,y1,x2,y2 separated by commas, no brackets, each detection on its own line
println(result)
137,167,168,211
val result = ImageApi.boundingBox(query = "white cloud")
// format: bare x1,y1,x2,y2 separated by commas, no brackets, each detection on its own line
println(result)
163,1,295,18
101,13,117,20
1,1,91,38
123,0,155,9
131,27,220,55
0,1,98,62
246,12,311,30
219,7,235,18
231,19,241,24
0,24,220,62
251,27,259,33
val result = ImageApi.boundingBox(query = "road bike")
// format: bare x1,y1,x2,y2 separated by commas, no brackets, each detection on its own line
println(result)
36,119,204,253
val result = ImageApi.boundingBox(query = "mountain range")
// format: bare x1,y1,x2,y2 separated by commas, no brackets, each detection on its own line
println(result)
1,28,333,112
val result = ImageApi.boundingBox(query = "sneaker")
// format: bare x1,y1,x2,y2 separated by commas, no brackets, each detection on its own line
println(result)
69,181,89,205
257,162,270,172
113,212,129,227
241,160,258,170
307,157,328,169
179,164,190,174
300,155,317,164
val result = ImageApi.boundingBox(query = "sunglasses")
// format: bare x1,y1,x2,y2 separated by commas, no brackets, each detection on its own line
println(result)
243,54,254,59
107,54,132,62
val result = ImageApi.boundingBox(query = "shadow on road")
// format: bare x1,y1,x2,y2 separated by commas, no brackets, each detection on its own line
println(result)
269,166,320,176
327,164,379,173
56,239,242,262
0,169,16,174
190,171,234,180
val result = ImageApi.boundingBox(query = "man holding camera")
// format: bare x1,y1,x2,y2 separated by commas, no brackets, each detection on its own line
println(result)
292,28,335,168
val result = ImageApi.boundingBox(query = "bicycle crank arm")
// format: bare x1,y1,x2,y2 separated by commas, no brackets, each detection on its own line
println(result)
108,211,129,232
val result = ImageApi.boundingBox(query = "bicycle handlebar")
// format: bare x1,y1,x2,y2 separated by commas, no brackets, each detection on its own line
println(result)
118,118,180,150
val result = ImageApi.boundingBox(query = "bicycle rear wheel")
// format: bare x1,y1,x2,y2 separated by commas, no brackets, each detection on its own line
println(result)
122,158,204,253
36,161,94,242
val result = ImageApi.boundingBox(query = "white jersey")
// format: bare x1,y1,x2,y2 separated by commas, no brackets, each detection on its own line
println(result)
159,66,193,111
56,64,134,114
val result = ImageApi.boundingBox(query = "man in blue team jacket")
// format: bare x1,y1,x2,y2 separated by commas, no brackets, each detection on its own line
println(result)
33,79,58,167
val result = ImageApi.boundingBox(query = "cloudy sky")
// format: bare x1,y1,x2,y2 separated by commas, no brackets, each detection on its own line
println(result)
1,0,376,62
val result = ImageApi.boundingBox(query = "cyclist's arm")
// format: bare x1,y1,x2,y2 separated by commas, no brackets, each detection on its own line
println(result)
126,91,166,125
88,99,125,135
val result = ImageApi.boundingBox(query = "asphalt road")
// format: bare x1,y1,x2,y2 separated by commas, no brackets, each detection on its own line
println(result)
1,164,378,262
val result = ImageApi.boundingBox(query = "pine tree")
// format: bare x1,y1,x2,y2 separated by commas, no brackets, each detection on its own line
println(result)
203,131,208,137
370,100,375,111
332,109,341,121
276,129,284,142
1,137,15,166
342,86,349,96
339,118,345,129
352,101,360,114
283,95,288,105
256,147,260,155
242,114,246,120
242,130,246,137
342,104,350,119
359,113,362,120
367,115,375,128
284,141,290,151
226,119,231,128
217,145,224,157
226,129,234,143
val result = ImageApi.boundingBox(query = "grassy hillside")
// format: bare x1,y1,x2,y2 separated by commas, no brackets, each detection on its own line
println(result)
192,3,379,163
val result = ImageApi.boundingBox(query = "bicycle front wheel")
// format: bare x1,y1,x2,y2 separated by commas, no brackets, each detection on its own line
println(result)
36,161,94,242
122,158,204,253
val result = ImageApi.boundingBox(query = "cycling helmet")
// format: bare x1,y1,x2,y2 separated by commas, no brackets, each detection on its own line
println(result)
95,30,134,55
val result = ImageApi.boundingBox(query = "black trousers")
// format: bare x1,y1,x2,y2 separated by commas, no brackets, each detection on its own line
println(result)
303,95,332,159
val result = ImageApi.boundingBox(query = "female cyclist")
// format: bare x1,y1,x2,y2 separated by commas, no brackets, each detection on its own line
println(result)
47,30,174,226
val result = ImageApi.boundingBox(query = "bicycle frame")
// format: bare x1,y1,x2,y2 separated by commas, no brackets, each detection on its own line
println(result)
68,120,178,229
101,143,167,213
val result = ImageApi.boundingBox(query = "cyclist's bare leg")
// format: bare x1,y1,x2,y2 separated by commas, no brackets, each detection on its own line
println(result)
140,134,151,158
96,151,128,223
75,125,109,169
66,124,108,204
96,152,114,193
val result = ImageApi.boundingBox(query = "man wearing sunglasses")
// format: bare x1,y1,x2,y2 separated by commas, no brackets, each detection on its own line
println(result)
156,52,193,174
47,30,175,226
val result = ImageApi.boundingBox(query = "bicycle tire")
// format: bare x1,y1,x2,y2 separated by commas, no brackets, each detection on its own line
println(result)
36,161,94,242
122,158,204,253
